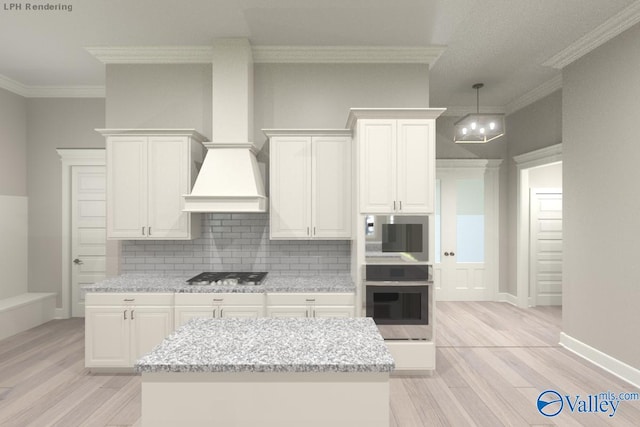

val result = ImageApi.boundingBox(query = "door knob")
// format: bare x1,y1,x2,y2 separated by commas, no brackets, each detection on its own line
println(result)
73,258,83,265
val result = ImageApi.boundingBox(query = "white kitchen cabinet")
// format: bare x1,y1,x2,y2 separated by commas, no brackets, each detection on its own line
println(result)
266,130,352,240
347,109,445,214
266,293,355,318
174,293,264,328
100,129,206,240
85,293,174,369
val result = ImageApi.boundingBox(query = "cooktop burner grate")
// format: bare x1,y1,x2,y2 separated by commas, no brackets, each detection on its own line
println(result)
186,272,268,286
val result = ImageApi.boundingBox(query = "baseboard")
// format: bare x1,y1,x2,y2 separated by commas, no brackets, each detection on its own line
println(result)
54,307,67,319
496,292,518,306
0,293,56,340
559,332,640,389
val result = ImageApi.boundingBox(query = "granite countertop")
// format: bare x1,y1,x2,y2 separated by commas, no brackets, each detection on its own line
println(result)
135,317,394,374
81,274,355,293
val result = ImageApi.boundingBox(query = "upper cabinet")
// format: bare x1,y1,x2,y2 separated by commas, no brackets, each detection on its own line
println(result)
347,109,445,214
265,130,352,240
98,129,206,240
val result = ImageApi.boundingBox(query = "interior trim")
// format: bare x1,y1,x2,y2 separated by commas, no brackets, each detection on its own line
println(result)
560,332,640,389
543,1,640,69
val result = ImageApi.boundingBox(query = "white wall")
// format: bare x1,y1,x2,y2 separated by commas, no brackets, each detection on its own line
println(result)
0,88,27,196
563,22,640,368
0,196,28,300
26,98,106,306
106,64,213,140
529,162,562,188
0,88,28,300
253,63,429,146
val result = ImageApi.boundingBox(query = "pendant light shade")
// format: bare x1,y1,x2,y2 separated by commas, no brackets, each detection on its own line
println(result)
454,83,505,143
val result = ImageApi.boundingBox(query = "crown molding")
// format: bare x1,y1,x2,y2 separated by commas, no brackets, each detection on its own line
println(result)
513,143,562,166
543,1,640,69
252,45,446,66
440,105,506,117
0,74,28,97
86,46,214,64
505,74,562,115
0,74,105,98
86,45,446,66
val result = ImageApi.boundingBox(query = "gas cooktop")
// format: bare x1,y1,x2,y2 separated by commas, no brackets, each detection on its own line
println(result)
186,272,268,286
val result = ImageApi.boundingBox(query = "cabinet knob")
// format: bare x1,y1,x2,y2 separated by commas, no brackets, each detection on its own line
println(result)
73,258,83,265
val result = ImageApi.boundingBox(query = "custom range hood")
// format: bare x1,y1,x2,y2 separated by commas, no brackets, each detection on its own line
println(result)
183,39,267,212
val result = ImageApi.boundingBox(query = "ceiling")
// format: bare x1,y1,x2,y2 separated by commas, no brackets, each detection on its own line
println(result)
0,0,637,110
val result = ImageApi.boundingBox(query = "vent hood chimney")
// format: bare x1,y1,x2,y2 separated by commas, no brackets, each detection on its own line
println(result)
183,38,267,212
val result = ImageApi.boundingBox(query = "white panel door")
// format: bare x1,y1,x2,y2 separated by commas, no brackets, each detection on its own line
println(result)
106,136,147,238
270,136,312,238
147,136,189,239
312,136,352,239
85,307,130,368
435,170,490,301
131,306,173,361
71,166,106,317
359,120,396,213
530,189,563,306
396,120,435,213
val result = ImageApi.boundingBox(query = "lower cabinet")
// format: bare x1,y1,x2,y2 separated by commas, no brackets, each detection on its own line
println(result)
85,293,174,369
266,293,355,318
174,293,264,328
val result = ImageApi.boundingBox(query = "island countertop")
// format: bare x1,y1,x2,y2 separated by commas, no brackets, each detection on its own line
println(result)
81,274,355,293
135,317,394,374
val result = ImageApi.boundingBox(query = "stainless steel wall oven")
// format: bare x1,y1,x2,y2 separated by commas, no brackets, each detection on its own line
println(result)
365,264,432,341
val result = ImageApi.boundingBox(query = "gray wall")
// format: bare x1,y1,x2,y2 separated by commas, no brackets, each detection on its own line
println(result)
105,64,213,140
563,22,640,368
121,214,350,276
253,63,429,147
26,98,106,304
505,90,563,294
0,88,27,196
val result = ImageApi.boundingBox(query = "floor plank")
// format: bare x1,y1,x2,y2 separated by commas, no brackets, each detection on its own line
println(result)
0,304,638,426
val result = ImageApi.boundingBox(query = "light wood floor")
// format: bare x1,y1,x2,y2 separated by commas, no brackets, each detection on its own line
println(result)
1,302,638,426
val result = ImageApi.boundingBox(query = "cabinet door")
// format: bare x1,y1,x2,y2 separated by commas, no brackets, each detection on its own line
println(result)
85,306,130,368
130,306,173,362
106,136,147,238
312,136,352,239
219,305,264,318
147,136,190,238
174,307,214,328
266,306,309,318
313,306,354,318
359,120,397,213
397,120,435,213
270,137,312,239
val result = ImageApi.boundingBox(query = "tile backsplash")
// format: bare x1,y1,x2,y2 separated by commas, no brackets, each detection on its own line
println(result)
121,213,351,276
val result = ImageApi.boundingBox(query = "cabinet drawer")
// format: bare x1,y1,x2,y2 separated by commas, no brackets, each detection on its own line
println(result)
175,293,264,306
266,293,354,306
85,293,174,306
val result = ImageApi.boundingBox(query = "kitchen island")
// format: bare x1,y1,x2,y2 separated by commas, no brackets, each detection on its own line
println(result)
135,317,394,427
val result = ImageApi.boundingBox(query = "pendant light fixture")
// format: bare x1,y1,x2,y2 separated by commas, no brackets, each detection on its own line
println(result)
454,83,505,143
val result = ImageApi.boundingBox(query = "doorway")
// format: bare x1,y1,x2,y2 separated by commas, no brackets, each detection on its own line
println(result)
434,160,501,301
514,144,562,308
58,149,108,318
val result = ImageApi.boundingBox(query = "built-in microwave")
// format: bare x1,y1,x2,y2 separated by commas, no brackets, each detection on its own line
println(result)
365,215,429,264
